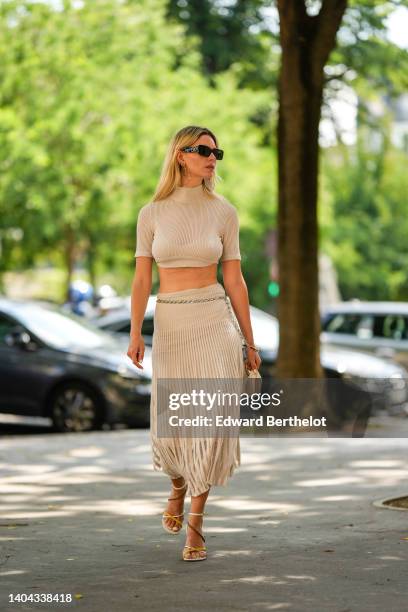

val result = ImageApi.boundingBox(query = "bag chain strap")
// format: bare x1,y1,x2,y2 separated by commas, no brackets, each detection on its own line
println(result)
224,295,246,345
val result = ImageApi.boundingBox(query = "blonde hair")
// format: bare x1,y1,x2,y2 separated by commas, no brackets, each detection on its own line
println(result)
151,125,221,202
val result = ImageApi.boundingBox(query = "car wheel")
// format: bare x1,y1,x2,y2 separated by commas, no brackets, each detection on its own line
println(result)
49,381,105,433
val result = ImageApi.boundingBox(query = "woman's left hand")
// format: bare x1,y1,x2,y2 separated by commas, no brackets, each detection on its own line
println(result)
245,346,262,372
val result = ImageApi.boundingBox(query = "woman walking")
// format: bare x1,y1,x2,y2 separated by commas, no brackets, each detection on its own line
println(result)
127,125,261,561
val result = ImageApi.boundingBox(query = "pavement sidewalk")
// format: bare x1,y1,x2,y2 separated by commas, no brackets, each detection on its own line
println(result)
0,428,407,612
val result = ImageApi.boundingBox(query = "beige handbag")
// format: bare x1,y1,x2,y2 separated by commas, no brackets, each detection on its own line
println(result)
245,365,262,378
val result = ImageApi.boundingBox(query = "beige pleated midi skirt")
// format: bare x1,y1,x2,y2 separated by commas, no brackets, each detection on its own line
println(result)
150,281,246,497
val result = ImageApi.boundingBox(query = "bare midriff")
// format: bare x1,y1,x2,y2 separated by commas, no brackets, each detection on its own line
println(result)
157,263,218,293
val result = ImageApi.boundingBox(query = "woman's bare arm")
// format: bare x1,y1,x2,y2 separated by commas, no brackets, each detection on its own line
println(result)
222,259,261,371
127,257,153,368
222,260,254,344
130,257,152,336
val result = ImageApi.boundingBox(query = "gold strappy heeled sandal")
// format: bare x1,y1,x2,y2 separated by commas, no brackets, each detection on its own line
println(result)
182,512,207,561
162,480,188,534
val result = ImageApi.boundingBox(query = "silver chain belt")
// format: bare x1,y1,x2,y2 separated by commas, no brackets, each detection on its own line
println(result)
156,293,245,343
156,294,225,304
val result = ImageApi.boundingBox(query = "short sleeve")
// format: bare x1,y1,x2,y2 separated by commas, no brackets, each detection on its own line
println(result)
221,206,241,262
134,204,154,258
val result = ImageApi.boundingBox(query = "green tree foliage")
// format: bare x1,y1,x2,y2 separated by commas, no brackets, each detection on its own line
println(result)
0,0,273,298
1,0,406,309
165,0,408,316
321,124,408,300
166,0,279,91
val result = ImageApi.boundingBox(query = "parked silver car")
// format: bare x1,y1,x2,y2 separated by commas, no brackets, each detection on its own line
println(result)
321,301,408,370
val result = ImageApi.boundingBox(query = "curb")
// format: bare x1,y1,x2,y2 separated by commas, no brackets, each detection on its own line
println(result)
372,495,408,512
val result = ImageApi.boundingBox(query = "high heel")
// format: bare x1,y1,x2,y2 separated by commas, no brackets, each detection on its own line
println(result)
162,480,187,534
182,512,207,561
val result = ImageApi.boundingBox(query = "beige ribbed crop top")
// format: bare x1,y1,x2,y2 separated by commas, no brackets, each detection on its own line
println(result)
134,183,241,267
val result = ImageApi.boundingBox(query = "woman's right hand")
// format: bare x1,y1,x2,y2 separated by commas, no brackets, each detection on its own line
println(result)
127,333,145,369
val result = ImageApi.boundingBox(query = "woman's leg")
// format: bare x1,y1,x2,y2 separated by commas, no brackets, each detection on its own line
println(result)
184,487,210,560
163,476,187,532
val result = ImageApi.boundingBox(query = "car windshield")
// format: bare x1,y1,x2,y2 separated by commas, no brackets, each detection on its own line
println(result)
17,304,115,350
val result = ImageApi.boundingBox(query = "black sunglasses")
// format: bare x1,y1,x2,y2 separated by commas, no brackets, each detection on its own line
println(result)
181,145,224,160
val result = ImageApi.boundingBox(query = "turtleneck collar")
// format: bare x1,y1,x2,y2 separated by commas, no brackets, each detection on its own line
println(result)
170,182,213,204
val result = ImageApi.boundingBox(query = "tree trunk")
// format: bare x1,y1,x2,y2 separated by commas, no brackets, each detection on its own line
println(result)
276,0,347,379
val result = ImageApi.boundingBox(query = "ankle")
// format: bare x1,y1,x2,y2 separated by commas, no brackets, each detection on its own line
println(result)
172,478,186,489
188,512,204,524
